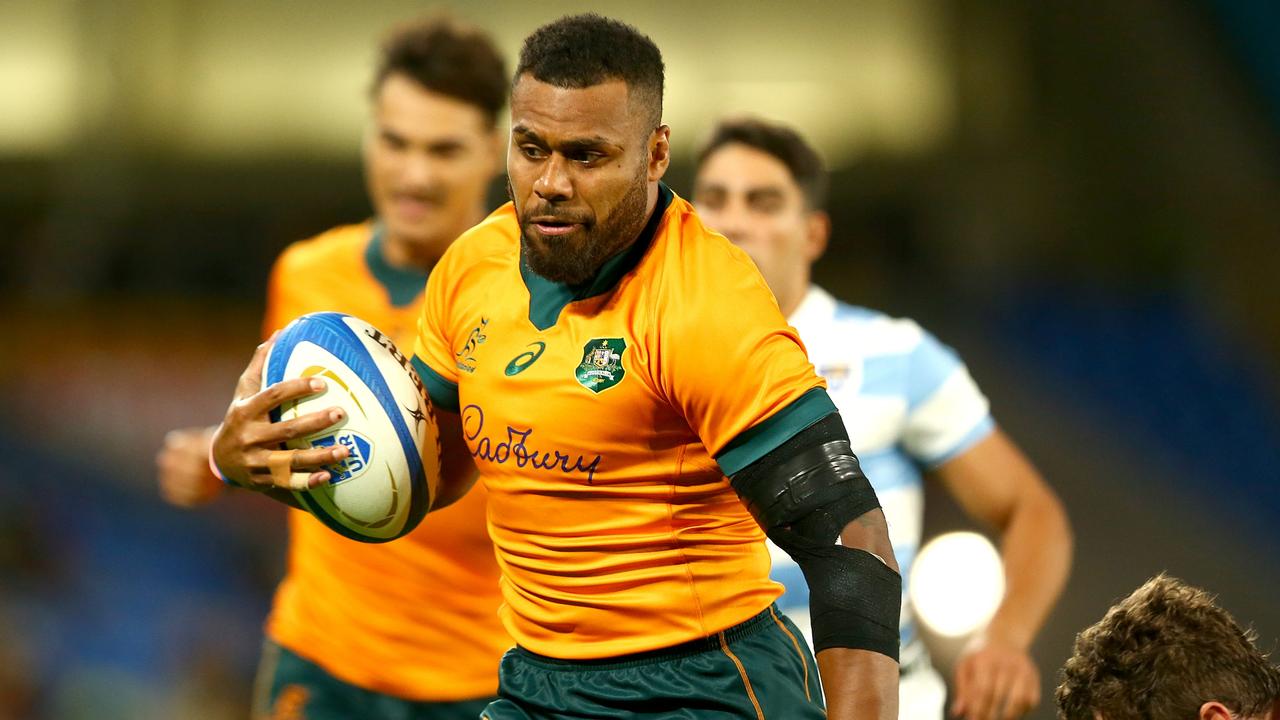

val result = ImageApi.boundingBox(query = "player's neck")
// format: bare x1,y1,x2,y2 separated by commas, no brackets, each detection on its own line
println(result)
381,233,440,273
778,273,813,320
381,207,486,272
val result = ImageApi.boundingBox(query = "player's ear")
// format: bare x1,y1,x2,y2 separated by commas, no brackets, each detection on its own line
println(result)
1197,701,1233,720
805,209,830,262
647,125,671,182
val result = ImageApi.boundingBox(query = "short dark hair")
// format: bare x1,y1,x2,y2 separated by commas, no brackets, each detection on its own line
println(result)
514,14,664,130
373,16,508,127
1056,574,1280,720
697,117,829,210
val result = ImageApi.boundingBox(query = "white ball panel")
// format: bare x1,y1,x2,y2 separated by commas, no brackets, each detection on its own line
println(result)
277,340,414,537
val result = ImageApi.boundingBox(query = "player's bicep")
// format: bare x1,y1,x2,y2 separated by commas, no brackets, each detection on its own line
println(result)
408,253,463,415
410,260,463,400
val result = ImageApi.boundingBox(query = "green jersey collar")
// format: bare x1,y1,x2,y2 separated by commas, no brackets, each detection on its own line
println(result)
365,223,430,308
521,183,674,331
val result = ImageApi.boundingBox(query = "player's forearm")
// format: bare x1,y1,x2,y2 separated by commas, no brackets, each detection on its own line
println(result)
815,509,900,719
429,409,479,511
816,648,898,720
430,466,478,511
987,487,1072,648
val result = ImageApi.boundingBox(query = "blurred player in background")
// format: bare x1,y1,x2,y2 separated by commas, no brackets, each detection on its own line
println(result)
1057,574,1280,720
155,17,511,720
693,117,1073,720
212,14,904,720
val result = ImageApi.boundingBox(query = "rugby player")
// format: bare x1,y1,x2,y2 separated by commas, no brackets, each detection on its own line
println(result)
212,14,904,720
693,116,1073,720
1057,574,1280,720
155,17,511,719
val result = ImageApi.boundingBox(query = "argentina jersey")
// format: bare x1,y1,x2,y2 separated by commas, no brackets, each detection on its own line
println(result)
769,285,995,665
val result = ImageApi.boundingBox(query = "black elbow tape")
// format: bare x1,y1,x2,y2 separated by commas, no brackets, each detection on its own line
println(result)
773,527,903,661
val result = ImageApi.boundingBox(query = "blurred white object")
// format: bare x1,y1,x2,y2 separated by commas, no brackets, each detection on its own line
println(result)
909,531,1004,637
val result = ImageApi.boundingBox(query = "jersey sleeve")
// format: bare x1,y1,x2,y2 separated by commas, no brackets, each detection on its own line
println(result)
656,240,831,476
899,324,994,467
410,250,463,414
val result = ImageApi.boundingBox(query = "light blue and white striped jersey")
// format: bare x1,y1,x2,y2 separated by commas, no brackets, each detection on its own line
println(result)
771,285,995,664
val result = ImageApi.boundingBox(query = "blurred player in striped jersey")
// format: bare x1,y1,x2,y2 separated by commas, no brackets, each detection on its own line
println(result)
155,17,511,720
693,117,1073,720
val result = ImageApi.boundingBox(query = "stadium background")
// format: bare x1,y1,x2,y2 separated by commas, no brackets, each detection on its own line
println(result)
2,0,1278,717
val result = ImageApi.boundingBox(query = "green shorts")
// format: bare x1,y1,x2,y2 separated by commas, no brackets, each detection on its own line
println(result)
482,606,824,719
253,641,496,720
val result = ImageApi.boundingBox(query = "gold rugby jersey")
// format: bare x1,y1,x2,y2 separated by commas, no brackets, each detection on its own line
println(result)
411,185,835,659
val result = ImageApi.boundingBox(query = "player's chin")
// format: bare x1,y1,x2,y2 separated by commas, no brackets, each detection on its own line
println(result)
524,243,596,285
387,217,446,247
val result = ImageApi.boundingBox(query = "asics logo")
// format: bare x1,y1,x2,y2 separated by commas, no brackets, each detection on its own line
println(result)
505,342,546,376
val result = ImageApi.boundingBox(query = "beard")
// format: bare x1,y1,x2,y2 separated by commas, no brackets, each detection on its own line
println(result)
513,169,651,286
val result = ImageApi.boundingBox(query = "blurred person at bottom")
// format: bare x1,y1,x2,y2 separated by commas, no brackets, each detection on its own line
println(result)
155,17,511,720
693,117,1073,720
1057,574,1280,720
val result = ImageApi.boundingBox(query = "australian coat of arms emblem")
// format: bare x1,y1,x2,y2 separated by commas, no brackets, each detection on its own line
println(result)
575,338,627,393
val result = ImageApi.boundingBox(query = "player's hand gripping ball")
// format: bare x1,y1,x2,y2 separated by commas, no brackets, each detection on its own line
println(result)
265,312,440,542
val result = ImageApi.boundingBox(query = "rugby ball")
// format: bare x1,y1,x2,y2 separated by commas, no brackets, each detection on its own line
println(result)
265,312,439,543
